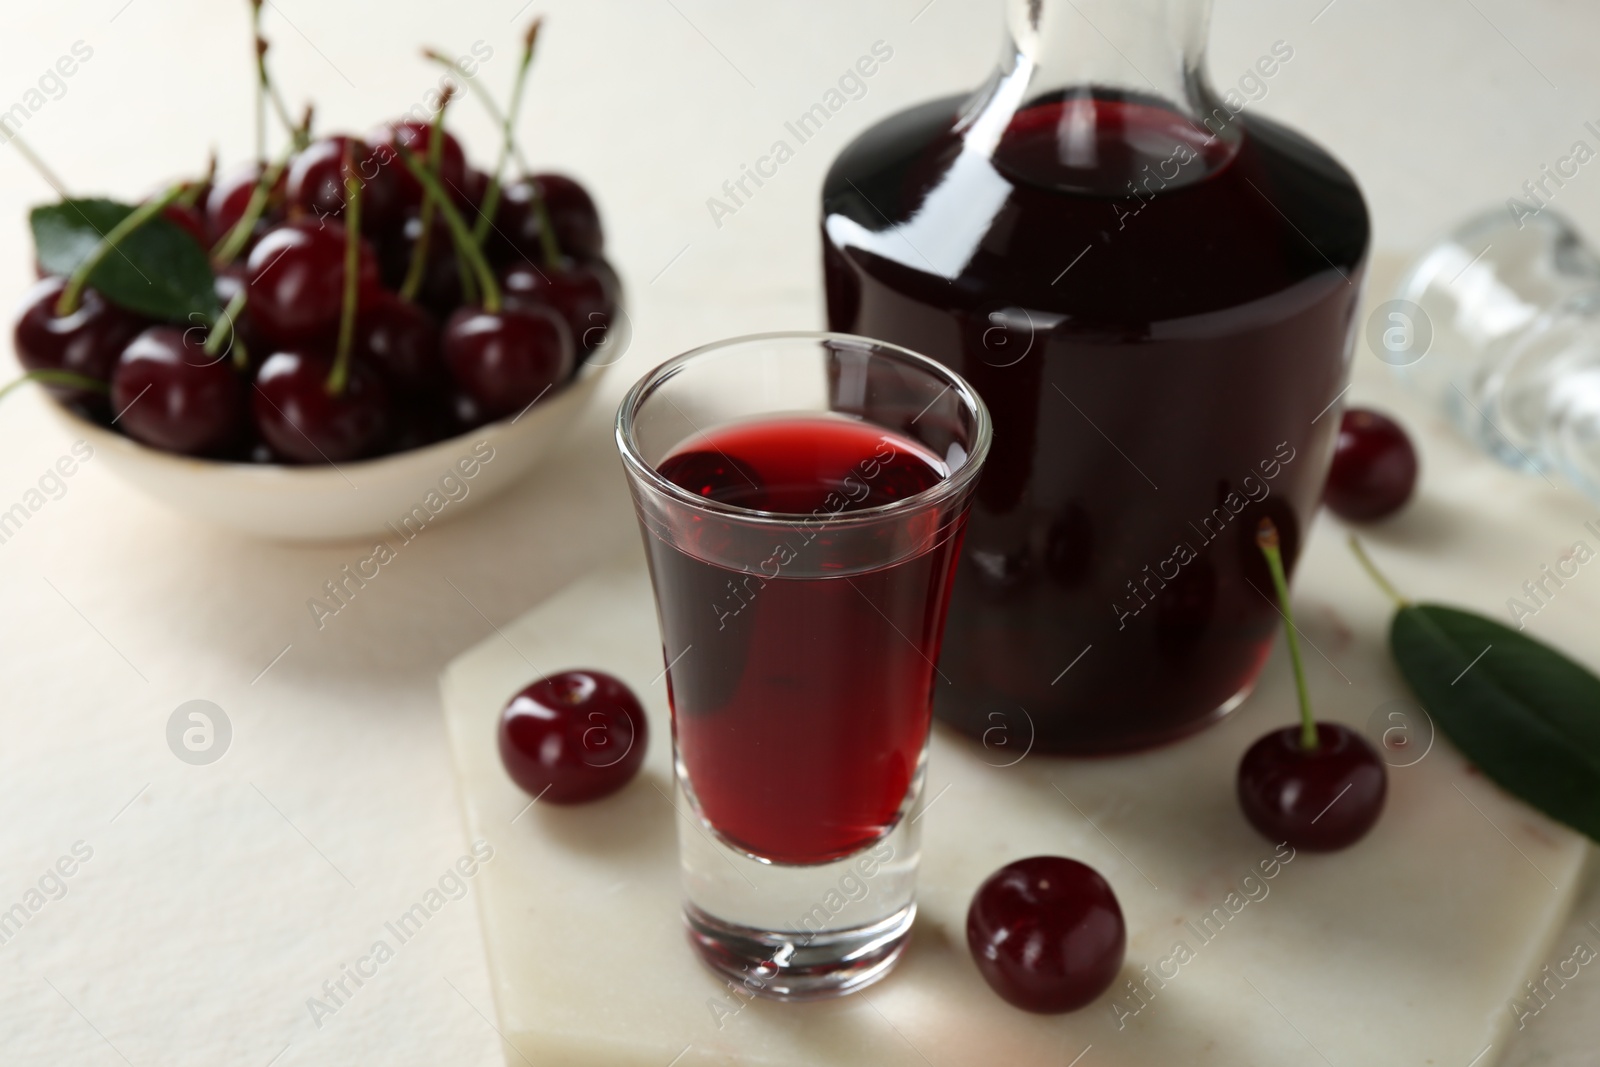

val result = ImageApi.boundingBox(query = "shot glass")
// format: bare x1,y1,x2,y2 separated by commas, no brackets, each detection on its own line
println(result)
616,332,991,999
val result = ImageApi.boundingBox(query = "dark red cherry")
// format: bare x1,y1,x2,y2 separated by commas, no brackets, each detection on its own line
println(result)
387,395,457,452
656,450,766,508
967,856,1126,1014
206,161,285,248
487,178,542,265
366,121,466,208
376,211,462,317
161,203,209,249
357,290,441,396
498,669,649,804
537,174,603,259
442,305,573,420
111,326,244,456
493,173,603,263
159,175,212,221
451,390,489,434
206,163,259,245
245,220,380,345
501,259,615,357
376,214,419,289
1324,408,1418,522
251,349,390,463
213,264,270,370
404,215,463,317
1237,722,1387,851
460,166,490,209
286,135,403,232
12,276,145,405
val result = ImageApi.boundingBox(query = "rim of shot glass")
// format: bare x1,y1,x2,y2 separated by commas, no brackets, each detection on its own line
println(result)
614,331,994,525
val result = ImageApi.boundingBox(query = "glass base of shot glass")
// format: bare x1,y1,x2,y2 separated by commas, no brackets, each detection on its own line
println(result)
684,901,915,1002
675,779,922,1001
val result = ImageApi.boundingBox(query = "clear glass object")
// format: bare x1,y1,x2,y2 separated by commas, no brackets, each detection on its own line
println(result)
1393,205,1600,499
615,332,991,1000
822,0,1369,753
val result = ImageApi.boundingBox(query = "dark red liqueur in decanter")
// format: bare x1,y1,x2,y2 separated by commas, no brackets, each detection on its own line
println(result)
822,2,1369,754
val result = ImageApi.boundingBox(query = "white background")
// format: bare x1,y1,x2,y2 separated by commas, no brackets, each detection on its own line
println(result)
0,0,1596,1063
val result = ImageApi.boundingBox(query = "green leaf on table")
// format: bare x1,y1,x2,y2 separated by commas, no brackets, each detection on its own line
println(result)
1391,603,1600,842
29,198,217,323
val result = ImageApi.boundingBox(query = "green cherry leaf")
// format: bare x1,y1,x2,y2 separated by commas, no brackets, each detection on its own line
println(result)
30,198,217,323
1391,603,1600,842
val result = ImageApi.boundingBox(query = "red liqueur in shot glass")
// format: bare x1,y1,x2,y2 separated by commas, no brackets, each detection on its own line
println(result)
617,333,991,1000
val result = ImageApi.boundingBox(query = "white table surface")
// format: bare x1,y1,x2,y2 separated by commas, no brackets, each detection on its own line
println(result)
2,1,1599,1064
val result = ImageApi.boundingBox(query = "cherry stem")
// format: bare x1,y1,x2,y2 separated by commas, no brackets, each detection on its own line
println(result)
0,370,110,405
1257,517,1318,752
57,184,187,318
423,47,534,178
204,287,248,362
178,152,217,209
398,148,500,312
252,7,303,154
453,237,480,307
8,132,70,196
509,20,561,269
435,19,540,248
254,53,296,147
1347,534,1411,608
430,25,559,268
252,7,266,163
326,158,363,396
529,184,562,269
211,145,293,266
399,89,453,303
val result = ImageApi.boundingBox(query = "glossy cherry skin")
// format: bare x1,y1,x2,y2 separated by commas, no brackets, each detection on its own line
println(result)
357,289,442,396
493,173,603,263
206,163,259,245
442,304,573,420
13,276,145,405
1237,722,1387,851
498,669,649,803
286,135,403,232
460,166,490,209
245,220,380,345
451,390,490,434
538,174,603,258
366,121,466,208
967,856,1126,1014
376,212,426,289
501,259,615,356
112,326,244,456
205,161,284,247
251,349,390,463
157,176,212,223
1324,408,1418,522
376,211,463,318
213,264,270,371
161,202,209,248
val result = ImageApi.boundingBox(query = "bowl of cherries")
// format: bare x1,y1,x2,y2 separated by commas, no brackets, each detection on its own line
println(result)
9,18,622,542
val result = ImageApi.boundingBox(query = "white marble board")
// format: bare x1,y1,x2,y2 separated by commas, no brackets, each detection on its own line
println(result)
440,518,1592,1066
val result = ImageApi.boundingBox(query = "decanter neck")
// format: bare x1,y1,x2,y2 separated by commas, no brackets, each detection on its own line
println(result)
1000,0,1215,117
952,0,1230,195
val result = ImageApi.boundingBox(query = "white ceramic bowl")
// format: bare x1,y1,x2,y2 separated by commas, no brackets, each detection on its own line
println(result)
43,341,619,543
